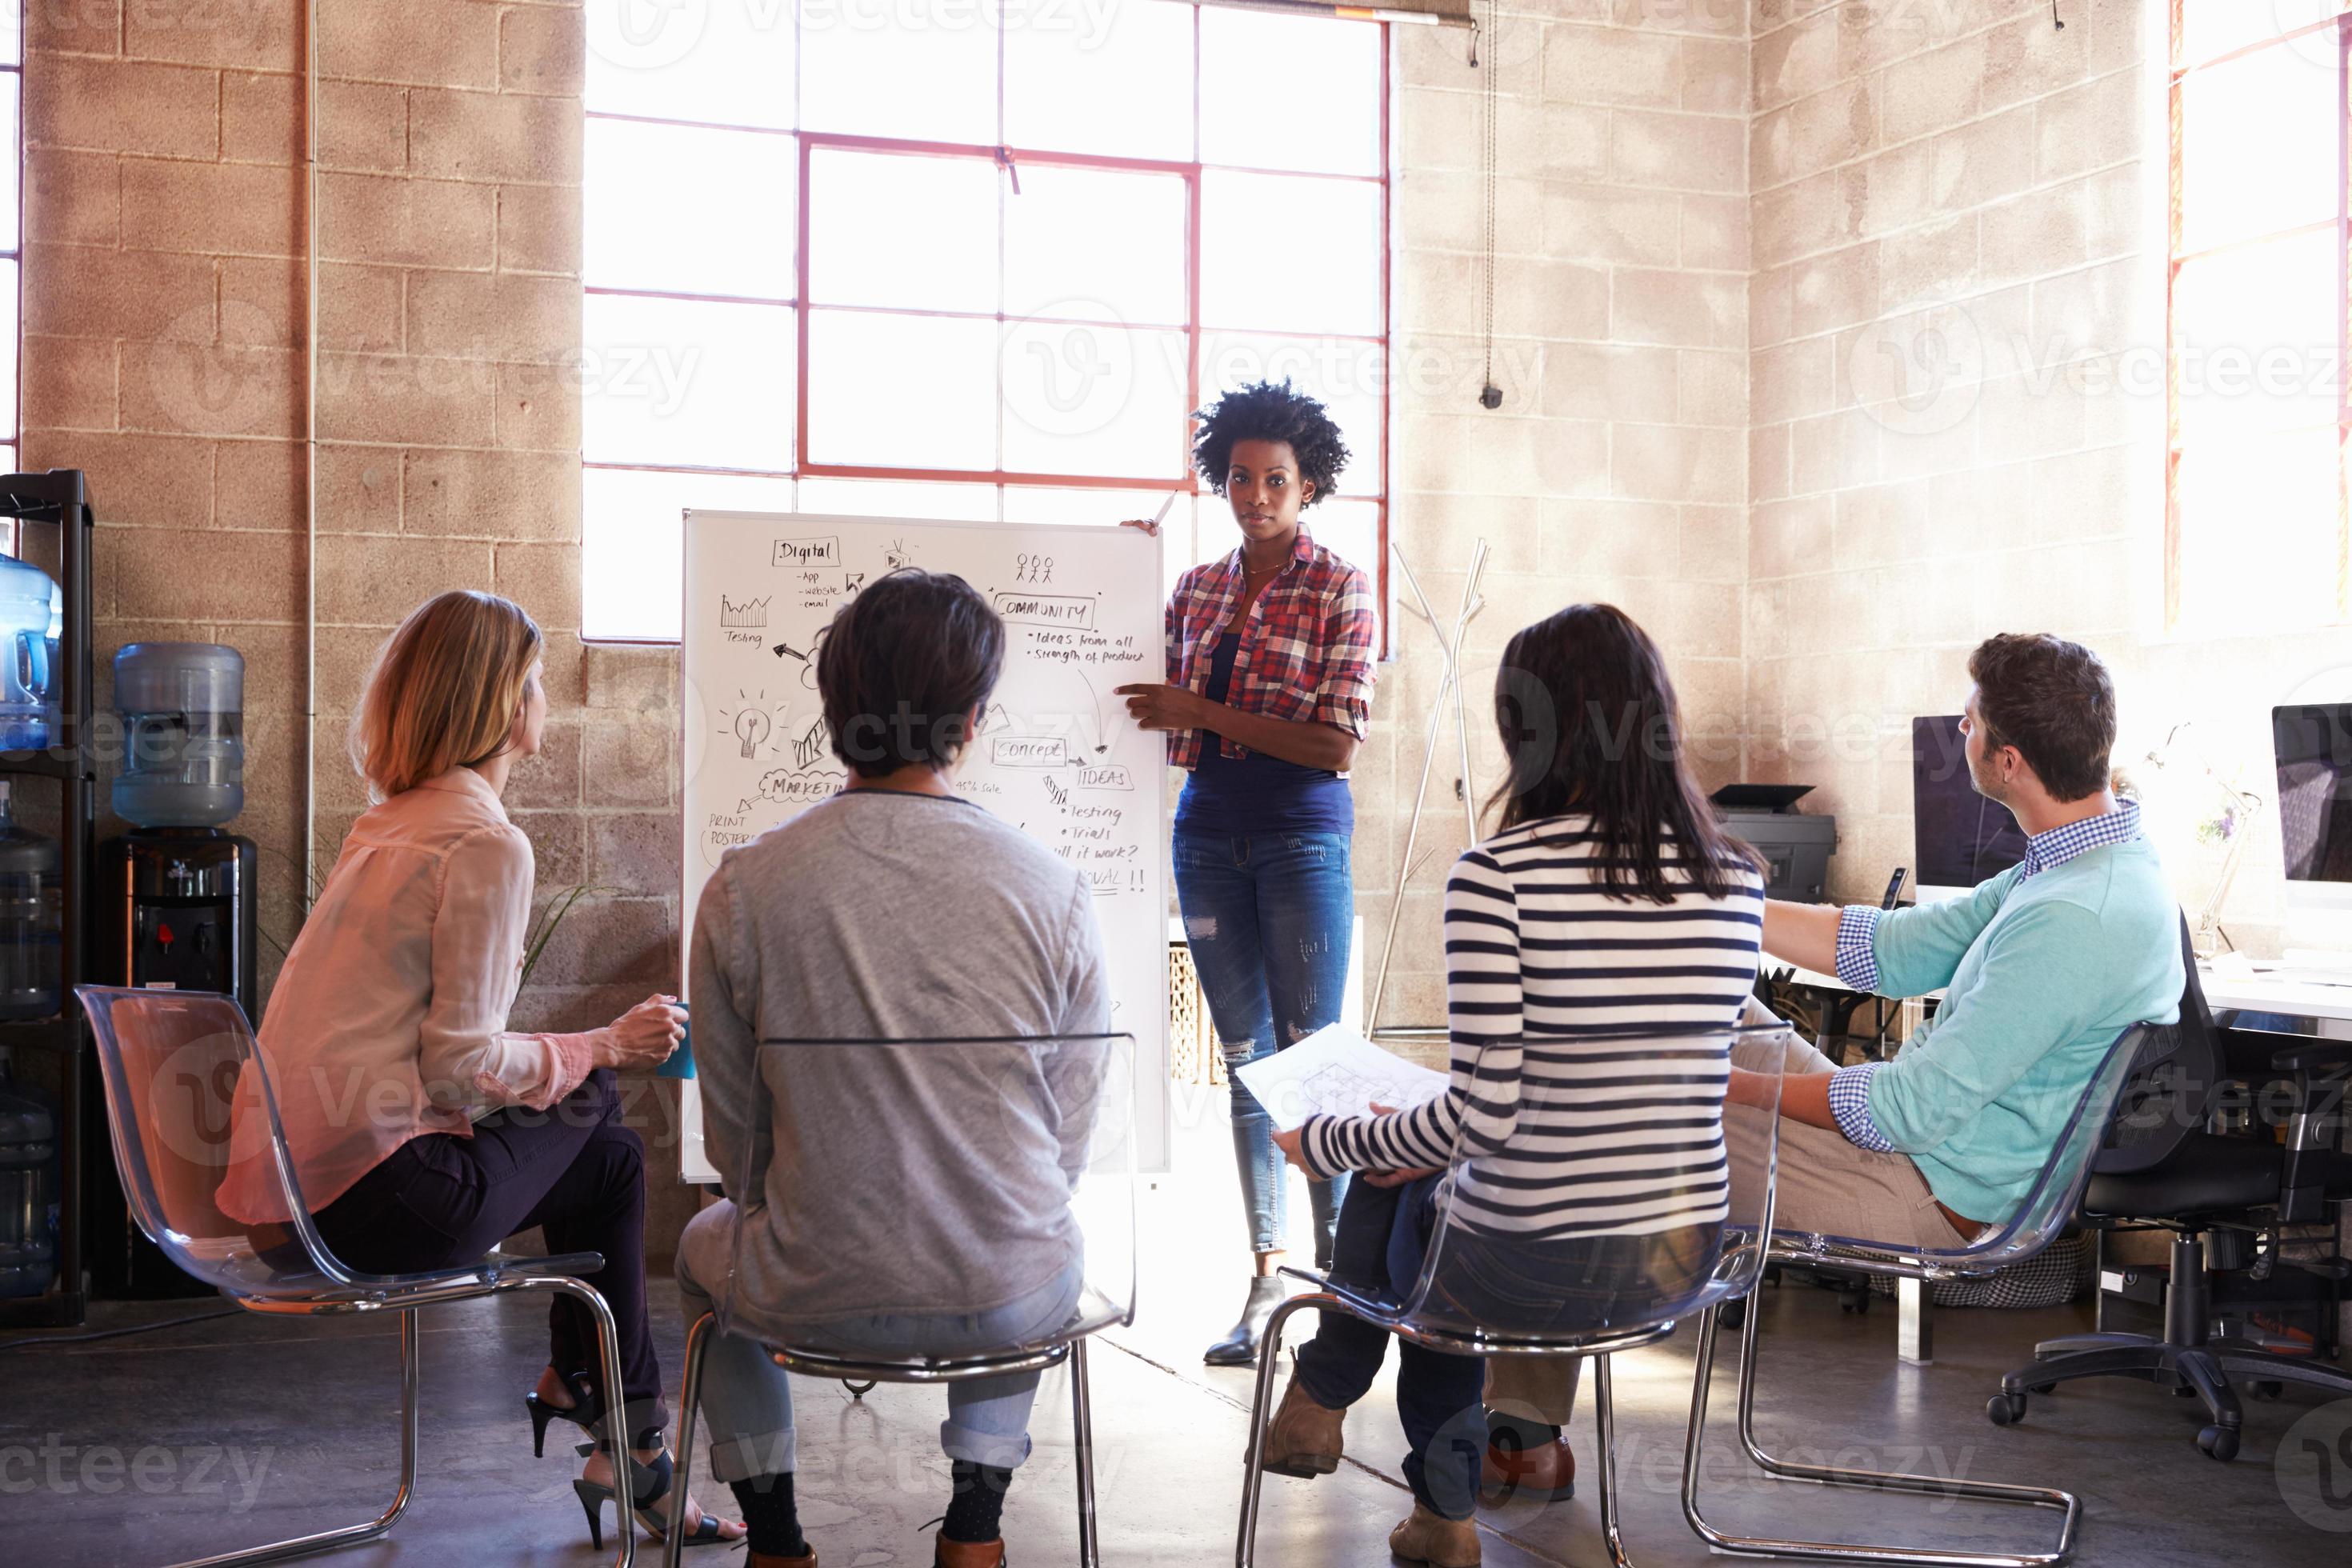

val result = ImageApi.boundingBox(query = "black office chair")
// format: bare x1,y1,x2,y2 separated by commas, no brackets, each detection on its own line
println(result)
1989,919,2352,1459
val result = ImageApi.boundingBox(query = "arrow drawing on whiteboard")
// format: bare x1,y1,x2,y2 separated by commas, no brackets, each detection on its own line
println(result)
772,640,808,662
789,716,827,770
1076,667,1112,755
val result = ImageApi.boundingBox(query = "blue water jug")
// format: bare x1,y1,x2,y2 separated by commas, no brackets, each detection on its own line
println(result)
114,642,246,828
0,554,62,752
0,1076,57,1299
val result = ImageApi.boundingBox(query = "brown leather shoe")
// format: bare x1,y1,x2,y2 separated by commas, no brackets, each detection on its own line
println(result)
1388,1502,1481,1566
933,1534,1006,1567
749,1552,816,1568
1482,1434,1574,1503
1258,1373,1345,1479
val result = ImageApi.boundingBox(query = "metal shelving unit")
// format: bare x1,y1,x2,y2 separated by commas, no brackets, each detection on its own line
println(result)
0,470,94,1329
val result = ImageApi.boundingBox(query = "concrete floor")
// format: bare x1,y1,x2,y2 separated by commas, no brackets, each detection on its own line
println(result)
6,1082,2349,1565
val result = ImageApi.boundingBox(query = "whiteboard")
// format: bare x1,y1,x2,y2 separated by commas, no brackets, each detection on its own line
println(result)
676,510,1171,1181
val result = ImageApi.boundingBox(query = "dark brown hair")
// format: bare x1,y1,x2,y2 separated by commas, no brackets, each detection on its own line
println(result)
1966,632,2117,802
818,569,1005,778
1486,603,1758,902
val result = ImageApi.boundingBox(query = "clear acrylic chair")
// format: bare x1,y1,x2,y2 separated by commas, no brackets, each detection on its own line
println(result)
1234,1024,1791,1568
74,985,640,1568
665,1033,1138,1568
1680,1021,2159,1568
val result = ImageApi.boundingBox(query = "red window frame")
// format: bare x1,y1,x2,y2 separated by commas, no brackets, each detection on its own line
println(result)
2166,2,2352,630
582,8,1392,641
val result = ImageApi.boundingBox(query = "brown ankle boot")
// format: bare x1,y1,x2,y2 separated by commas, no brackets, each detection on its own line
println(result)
933,1533,1006,1567
1258,1374,1345,1479
1482,1434,1574,1503
1388,1502,1481,1566
748,1551,817,1568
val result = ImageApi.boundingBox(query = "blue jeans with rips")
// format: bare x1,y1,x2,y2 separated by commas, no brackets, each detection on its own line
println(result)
1172,826,1354,1262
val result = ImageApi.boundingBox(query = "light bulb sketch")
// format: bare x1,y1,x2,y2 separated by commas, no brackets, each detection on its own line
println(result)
734,707,773,758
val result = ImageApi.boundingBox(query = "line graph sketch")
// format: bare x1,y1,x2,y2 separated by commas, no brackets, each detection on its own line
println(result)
720,593,771,629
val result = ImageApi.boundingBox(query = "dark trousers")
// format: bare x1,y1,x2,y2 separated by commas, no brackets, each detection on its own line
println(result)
1290,1175,1488,1522
311,1068,668,1446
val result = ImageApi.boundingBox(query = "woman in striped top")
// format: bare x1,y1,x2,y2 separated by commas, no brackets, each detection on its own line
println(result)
1262,603,1764,1568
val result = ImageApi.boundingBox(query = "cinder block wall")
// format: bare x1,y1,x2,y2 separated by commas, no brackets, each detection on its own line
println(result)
1746,0,2350,954
21,0,700,1254
1365,0,1754,1029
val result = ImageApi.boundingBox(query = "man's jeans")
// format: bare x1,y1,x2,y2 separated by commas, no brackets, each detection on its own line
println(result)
675,1198,1084,1479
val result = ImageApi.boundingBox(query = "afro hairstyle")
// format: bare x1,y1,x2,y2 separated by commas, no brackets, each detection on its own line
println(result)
1190,379,1350,509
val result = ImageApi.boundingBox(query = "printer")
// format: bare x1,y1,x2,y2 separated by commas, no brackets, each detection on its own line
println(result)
1710,784,1837,903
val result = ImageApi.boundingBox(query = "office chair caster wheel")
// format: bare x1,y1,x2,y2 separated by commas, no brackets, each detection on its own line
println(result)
2248,1380,2283,1401
2196,1425,2239,1462
1986,1393,2027,1426
1719,1298,1747,1331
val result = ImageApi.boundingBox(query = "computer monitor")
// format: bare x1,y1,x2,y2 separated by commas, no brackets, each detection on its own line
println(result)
1912,715,2028,903
2273,702,2352,913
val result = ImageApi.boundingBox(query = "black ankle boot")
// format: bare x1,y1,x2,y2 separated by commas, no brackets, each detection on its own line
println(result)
1205,1274,1286,1366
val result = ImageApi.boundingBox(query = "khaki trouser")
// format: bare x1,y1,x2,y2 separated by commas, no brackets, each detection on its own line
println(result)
1484,1030,1968,1424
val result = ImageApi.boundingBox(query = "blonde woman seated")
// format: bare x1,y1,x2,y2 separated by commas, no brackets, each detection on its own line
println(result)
216,590,739,1550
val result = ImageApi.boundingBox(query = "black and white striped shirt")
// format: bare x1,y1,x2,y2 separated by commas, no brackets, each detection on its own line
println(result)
1301,814,1765,1238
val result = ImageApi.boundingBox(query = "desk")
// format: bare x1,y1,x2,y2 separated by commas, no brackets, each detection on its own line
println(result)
2198,966,2352,1035
1782,958,2352,1025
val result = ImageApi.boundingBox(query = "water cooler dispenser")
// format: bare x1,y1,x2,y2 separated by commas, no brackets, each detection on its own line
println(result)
90,642,254,1295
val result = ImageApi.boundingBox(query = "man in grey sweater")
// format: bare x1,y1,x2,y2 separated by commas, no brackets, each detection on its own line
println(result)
676,570,1110,1568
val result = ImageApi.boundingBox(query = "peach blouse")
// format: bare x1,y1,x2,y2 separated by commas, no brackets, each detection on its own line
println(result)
218,766,600,1225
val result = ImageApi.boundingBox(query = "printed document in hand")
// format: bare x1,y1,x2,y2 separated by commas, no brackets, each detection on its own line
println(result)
1232,1023,1450,1133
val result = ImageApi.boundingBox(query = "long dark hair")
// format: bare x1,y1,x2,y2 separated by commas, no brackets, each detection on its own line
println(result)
1484,603,1757,903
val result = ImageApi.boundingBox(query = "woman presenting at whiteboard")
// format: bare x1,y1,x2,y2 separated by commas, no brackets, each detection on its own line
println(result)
1117,379,1378,1366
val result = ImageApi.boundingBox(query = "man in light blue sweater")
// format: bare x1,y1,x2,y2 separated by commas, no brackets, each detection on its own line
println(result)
1726,633,2184,1245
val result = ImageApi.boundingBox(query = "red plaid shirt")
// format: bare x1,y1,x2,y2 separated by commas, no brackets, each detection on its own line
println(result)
1163,527,1378,770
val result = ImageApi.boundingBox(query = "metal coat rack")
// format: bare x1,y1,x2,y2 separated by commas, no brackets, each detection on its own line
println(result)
1366,538,1488,1040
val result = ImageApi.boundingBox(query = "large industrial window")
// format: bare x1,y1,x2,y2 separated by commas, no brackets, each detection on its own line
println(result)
581,2,1390,642
2168,6,2352,632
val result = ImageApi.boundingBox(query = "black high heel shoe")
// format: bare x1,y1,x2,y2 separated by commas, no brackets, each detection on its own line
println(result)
570,1442,732,1550
524,1368,602,1458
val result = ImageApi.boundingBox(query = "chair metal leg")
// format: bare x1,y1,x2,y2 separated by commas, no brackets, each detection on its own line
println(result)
1898,1277,1933,1364
1592,1353,1638,1568
528,1275,638,1568
1682,1302,2081,1566
1070,1337,1100,1568
158,1308,426,1568
1234,1293,1337,1568
663,1312,717,1568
